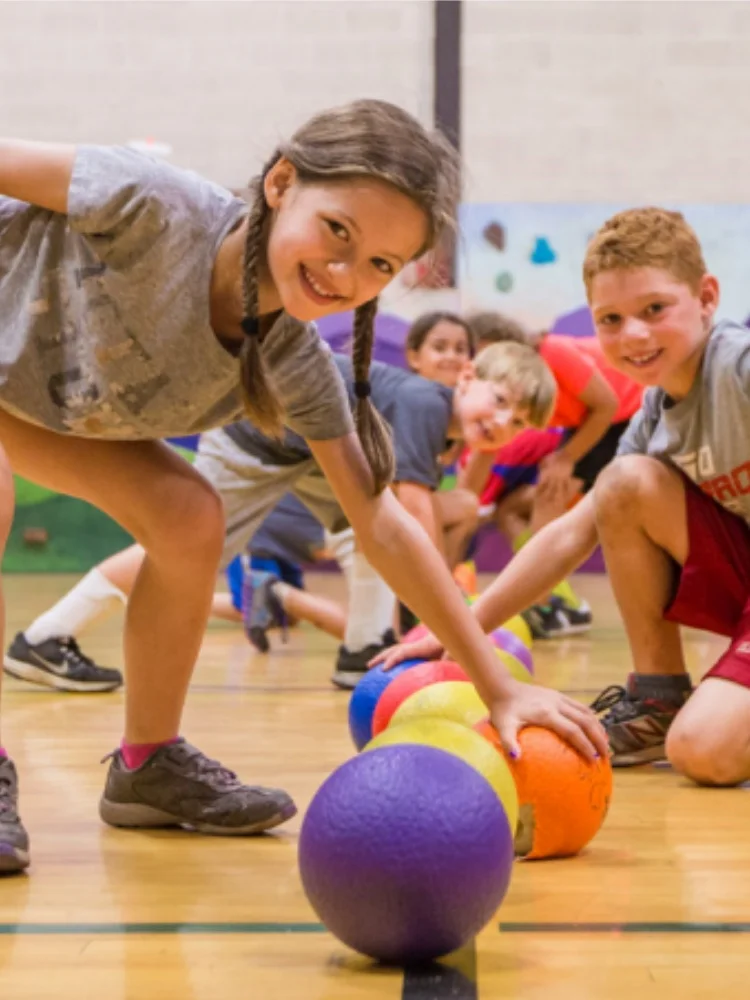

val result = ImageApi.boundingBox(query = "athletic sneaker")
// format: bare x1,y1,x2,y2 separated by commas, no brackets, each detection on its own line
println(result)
591,676,693,766
4,632,123,693
557,598,594,636
99,738,297,835
242,571,288,653
331,628,398,690
0,757,30,873
522,598,570,640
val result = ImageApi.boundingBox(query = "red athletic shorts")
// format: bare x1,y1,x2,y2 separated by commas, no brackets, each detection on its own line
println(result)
664,477,750,688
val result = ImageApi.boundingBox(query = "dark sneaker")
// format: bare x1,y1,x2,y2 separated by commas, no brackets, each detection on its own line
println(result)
591,674,693,766
4,632,123,693
556,598,594,636
99,738,297,835
243,571,288,653
0,757,30,873
522,598,570,639
398,603,419,636
332,629,398,690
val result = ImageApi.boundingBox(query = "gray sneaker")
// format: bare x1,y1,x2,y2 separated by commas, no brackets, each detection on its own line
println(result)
0,757,30,873
99,739,297,835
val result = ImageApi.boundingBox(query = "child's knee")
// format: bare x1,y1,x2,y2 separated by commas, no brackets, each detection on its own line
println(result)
454,488,479,524
666,714,750,787
143,475,225,565
593,455,672,527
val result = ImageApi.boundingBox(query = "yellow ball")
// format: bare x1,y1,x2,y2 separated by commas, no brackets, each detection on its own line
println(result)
367,718,519,833
501,615,532,648
390,680,488,731
494,648,534,684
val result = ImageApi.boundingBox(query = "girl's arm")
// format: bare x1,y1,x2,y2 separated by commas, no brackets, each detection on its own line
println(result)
309,433,607,759
0,139,76,212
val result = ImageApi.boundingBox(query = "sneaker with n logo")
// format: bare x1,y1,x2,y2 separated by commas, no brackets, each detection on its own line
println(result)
4,632,122,693
590,673,693,766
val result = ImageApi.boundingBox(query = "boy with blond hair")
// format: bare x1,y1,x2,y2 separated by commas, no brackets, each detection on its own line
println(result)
381,207,750,781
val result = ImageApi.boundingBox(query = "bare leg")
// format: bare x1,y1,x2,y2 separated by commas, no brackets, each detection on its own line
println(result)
593,455,689,676
667,678,750,785
275,584,346,641
211,593,242,624
0,409,225,745
492,486,534,546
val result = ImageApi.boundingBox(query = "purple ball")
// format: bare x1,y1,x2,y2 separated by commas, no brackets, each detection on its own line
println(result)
298,744,514,964
490,627,534,673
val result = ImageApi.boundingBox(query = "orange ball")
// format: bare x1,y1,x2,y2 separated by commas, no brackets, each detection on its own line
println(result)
475,721,613,860
372,661,468,736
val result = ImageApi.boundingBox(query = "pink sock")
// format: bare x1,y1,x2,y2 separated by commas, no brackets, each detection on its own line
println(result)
120,737,179,770
0,747,6,759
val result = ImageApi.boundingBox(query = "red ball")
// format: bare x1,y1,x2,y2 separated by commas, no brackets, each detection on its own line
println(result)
402,624,430,643
371,660,468,737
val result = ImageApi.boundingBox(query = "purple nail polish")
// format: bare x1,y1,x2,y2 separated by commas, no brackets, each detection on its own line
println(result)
509,748,519,760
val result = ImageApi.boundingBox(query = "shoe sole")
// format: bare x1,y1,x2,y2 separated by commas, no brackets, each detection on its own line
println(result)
611,745,667,767
98,798,298,835
0,842,30,873
331,671,366,691
4,657,122,693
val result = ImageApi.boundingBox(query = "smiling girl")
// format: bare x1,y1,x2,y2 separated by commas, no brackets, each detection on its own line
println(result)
0,100,605,874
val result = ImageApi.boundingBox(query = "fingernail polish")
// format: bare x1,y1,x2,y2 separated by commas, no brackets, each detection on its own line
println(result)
509,749,519,760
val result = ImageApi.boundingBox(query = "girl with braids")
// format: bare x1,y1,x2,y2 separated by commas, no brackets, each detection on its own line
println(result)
0,100,606,874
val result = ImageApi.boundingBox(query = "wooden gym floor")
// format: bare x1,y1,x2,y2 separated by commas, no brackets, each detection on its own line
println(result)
0,572,748,1000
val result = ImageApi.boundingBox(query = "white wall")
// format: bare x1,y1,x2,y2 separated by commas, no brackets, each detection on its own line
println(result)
463,0,750,201
0,0,433,188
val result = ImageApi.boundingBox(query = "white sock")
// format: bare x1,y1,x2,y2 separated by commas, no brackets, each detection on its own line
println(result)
326,528,356,586
24,568,127,645
344,551,396,650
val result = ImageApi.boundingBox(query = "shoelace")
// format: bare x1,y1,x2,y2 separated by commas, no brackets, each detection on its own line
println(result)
58,636,96,668
0,769,16,816
181,746,240,789
589,684,641,724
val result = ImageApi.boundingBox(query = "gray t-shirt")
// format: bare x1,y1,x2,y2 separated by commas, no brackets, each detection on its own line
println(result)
618,319,750,522
0,145,352,442
223,354,454,489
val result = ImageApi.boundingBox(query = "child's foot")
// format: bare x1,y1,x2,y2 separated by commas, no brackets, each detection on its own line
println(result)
0,758,30,873
521,598,570,639
4,632,123,692
99,738,297,834
591,673,693,766
557,598,593,636
332,629,398,690
243,571,288,652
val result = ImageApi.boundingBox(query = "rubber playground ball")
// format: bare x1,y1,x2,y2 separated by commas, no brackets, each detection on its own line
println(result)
347,659,425,751
476,721,613,859
299,743,515,963
371,660,469,736
366,717,519,833
501,615,533,648
388,680,487,734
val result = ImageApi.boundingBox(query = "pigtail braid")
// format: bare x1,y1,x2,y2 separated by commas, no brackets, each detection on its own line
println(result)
351,298,394,493
239,171,284,436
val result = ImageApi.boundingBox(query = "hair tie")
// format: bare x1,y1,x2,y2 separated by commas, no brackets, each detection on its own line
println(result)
240,316,260,337
354,380,371,400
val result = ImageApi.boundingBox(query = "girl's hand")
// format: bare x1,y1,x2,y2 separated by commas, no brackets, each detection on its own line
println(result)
369,632,445,670
490,680,608,761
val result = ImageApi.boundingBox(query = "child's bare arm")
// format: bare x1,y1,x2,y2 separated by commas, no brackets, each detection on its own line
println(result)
392,481,445,557
457,449,495,496
472,493,599,632
0,139,76,213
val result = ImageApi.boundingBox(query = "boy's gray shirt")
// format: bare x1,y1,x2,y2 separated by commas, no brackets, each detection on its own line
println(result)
0,146,353,443
618,319,750,522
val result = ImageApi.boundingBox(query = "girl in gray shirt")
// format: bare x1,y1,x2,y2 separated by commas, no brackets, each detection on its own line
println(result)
0,100,605,873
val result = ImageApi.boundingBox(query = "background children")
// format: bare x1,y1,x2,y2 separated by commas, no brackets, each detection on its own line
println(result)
460,310,642,637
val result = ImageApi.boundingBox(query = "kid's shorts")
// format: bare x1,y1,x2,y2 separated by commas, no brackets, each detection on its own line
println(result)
664,476,750,687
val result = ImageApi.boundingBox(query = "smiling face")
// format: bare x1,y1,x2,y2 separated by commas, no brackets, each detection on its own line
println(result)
454,374,532,452
407,320,473,389
590,267,719,400
261,160,429,322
